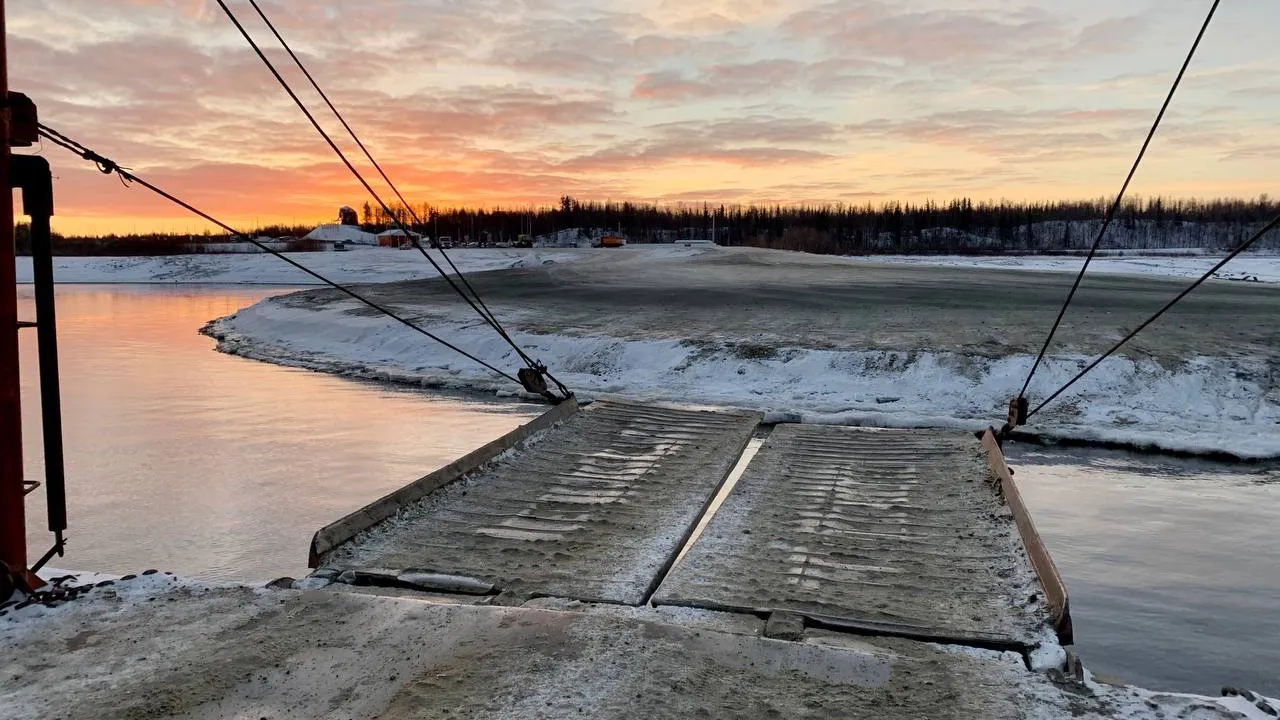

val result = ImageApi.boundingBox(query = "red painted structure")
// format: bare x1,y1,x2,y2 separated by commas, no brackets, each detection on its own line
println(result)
0,0,28,578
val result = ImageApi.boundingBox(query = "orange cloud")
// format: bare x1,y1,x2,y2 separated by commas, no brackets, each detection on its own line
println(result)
11,0,1280,236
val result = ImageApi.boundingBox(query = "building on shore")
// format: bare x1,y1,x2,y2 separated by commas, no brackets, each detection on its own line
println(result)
377,229,422,248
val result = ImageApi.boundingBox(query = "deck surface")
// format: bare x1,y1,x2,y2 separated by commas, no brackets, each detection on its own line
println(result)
321,399,760,604
0,580,1074,720
654,424,1049,646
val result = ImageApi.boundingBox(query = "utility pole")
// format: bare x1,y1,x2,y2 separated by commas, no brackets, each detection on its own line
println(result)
0,0,26,574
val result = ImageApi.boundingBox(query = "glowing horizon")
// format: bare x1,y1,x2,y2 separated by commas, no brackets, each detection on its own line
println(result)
12,0,1280,236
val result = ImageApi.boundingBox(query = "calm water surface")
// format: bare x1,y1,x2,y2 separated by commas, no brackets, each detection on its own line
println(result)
15,285,1278,697
1006,444,1280,696
18,285,539,582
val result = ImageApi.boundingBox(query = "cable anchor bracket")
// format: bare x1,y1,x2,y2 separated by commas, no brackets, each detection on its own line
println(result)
997,396,1029,442
518,365,568,404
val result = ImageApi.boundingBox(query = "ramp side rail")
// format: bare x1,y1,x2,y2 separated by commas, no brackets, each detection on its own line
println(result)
981,429,1073,645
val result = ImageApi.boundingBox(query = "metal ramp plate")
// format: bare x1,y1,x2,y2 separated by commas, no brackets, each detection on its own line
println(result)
654,425,1051,646
320,399,760,604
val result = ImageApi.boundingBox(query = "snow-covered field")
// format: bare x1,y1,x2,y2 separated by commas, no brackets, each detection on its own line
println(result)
14,247,584,285
862,252,1280,284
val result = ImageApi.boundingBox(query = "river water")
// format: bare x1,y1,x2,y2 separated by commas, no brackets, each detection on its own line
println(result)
1006,444,1280,696
15,285,1278,697
17,285,540,583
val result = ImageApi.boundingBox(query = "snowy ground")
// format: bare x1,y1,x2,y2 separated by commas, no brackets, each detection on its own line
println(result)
202,246,1280,458
2,571,1276,720
14,247,585,285
861,252,1280,284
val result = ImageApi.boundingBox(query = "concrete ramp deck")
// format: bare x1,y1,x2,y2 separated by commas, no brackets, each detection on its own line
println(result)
317,398,761,604
2,580,1077,720
654,424,1052,648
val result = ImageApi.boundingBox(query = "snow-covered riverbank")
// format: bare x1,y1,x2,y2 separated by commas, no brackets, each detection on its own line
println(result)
198,246,1280,459
206,299,1280,459
15,247,584,284
17,243,1280,285
15,246,1280,285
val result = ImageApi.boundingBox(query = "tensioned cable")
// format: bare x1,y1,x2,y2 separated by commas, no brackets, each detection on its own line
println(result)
213,0,571,399
211,0,505,344
37,123,523,387
1019,0,1221,401
239,0,516,350
1027,210,1280,420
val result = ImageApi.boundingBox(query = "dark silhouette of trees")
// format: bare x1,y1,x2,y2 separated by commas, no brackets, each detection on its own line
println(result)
36,195,1280,256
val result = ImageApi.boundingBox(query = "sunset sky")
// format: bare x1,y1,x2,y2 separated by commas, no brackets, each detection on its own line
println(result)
10,0,1280,235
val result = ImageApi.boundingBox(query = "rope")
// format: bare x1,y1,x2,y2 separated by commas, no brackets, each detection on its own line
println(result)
1019,0,1221,401
1027,210,1280,420
214,0,571,400
37,124,524,388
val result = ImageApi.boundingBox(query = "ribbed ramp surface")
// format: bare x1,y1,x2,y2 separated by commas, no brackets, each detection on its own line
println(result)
321,399,760,605
654,425,1050,646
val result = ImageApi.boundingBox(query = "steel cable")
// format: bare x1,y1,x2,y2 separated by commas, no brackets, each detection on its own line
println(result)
1027,211,1280,420
1019,0,1221,401
214,0,571,399
239,0,517,350
37,124,524,387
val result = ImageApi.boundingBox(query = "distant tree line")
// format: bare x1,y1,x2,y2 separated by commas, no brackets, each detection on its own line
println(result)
28,195,1280,256
365,195,1280,255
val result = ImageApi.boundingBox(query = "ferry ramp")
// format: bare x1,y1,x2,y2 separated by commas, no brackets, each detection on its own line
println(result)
4,400,1083,720
314,398,760,605
310,399,1065,650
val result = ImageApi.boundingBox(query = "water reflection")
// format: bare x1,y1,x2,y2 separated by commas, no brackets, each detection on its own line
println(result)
18,285,540,582
1006,443,1280,697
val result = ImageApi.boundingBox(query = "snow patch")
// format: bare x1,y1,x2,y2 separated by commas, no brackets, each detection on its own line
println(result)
1,571,211,642
1074,671,1280,720
1029,643,1068,672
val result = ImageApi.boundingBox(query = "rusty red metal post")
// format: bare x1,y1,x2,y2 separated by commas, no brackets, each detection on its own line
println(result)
0,0,27,572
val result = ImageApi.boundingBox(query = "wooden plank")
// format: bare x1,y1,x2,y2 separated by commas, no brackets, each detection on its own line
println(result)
981,429,1074,645
308,397,581,567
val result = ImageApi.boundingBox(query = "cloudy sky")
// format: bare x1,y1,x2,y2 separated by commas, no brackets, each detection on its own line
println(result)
10,0,1280,234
